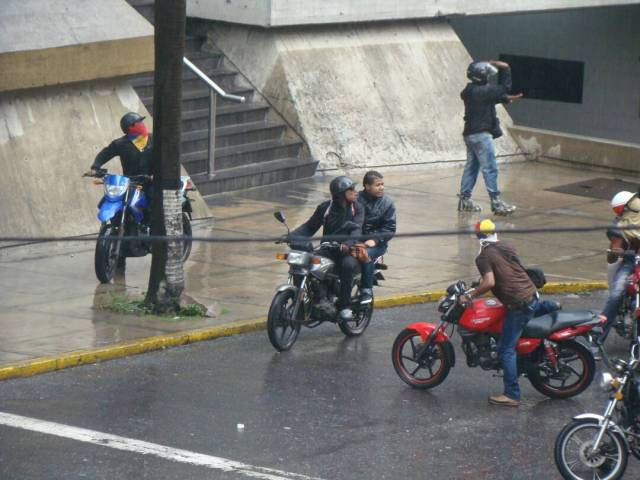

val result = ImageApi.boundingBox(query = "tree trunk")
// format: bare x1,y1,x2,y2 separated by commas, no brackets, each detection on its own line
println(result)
145,0,186,313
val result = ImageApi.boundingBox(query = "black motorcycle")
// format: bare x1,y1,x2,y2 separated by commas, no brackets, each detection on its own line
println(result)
554,341,640,479
267,211,381,351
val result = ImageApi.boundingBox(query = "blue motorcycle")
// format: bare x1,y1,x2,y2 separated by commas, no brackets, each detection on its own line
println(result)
86,168,194,283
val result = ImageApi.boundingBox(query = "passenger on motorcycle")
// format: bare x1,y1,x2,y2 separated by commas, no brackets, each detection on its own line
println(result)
357,170,396,304
290,176,364,323
596,191,640,346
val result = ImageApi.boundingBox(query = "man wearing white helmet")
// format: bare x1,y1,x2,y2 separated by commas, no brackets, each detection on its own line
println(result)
596,191,640,350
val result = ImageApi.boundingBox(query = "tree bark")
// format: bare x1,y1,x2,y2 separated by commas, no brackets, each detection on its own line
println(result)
145,0,186,313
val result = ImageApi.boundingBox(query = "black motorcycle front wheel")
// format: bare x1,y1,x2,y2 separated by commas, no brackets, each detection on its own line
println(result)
554,419,628,480
267,290,301,351
527,340,595,399
392,328,452,389
95,224,119,284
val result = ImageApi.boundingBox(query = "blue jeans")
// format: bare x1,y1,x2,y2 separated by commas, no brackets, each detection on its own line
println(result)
498,298,537,401
360,244,388,289
460,132,499,198
600,261,634,343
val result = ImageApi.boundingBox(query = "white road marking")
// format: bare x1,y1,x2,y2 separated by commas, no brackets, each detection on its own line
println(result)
0,412,325,480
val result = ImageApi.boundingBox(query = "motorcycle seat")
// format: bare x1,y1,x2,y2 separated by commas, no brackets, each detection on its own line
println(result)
522,311,597,338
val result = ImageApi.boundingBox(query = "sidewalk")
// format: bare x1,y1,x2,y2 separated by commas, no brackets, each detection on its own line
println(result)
0,160,624,370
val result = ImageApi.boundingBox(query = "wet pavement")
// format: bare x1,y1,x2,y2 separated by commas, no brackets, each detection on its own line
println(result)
0,160,630,365
0,297,638,480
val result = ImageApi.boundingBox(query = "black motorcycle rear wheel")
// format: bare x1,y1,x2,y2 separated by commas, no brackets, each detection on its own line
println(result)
267,290,301,351
392,328,452,389
181,212,192,263
339,282,373,337
95,224,119,284
527,340,595,399
554,418,628,480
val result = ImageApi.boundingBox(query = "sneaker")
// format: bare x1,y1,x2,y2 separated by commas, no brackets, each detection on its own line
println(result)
457,194,482,212
490,195,516,216
338,308,353,323
360,288,373,304
488,394,520,407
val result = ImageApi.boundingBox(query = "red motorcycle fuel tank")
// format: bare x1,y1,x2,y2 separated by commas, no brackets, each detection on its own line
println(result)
459,298,506,334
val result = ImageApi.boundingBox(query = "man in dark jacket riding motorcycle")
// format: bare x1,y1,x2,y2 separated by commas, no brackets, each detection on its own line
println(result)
290,176,364,323
357,170,397,304
88,112,153,271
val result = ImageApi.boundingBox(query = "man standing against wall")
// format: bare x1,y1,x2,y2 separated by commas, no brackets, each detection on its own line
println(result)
457,60,522,216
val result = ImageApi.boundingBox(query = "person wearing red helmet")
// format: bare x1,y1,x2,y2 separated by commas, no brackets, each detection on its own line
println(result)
595,190,640,351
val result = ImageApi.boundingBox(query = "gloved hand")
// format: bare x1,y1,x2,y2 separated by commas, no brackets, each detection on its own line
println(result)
350,242,371,263
276,234,290,244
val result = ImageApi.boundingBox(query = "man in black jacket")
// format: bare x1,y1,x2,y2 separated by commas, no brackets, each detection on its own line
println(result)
357,171,396,304
290,176,364,322
457,61,522,216
90,112,153,178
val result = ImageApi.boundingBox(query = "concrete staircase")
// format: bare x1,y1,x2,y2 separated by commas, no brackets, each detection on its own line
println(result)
125,0,318,196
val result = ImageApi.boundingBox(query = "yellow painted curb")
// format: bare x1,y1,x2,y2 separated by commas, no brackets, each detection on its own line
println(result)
0,317,266,382
0,281,607,382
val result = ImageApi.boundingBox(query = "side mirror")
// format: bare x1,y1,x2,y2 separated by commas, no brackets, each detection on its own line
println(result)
274,211,286,224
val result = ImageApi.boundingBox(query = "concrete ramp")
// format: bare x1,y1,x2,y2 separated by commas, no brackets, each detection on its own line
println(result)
188,0,640,26
0,0,154,92
0,81,209,239
205,20,522,171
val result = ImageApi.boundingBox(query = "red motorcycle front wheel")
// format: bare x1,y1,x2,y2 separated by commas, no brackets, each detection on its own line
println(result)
392,328,452,389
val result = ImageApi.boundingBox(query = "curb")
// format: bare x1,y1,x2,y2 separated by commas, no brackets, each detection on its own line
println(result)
0,281,607,382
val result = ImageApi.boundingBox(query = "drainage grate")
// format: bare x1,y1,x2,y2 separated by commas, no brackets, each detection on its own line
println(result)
546,177,640,201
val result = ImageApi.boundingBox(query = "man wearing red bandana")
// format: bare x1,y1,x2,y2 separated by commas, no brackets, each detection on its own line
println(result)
90,112,153,178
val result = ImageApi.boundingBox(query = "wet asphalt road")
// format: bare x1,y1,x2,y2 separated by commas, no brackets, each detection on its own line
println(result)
0,293,639,480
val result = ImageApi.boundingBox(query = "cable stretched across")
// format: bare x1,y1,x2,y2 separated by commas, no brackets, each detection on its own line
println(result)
0,222,633,248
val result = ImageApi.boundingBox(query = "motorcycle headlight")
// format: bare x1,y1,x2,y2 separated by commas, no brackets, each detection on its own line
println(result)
103,176,129,199
600,372,614,391
286,251,310,266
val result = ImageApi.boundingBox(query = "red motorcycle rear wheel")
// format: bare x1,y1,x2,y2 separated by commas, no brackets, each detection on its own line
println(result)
527,340,595,399
392,328,452,389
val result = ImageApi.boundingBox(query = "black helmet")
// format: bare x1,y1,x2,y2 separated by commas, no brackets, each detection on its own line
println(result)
329,176,356,197
120,112,145,134
466,61,497,84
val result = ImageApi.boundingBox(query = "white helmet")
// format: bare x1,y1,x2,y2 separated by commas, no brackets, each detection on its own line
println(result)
611,191,636,216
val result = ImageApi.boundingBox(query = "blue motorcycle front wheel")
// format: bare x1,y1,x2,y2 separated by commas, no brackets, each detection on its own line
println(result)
95,224,119,283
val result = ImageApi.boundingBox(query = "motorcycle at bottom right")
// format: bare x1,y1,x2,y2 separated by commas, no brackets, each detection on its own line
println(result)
554,341,640,480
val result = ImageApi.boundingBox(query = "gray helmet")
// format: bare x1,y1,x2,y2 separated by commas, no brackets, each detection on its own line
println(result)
329,176,356,198
120,112,145,134
466,61,498,84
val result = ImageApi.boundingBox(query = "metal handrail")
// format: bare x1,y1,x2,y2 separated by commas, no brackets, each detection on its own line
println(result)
182,56,246,177
183,57,246,103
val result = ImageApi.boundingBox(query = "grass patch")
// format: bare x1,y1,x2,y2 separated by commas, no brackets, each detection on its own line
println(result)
97,293,206,320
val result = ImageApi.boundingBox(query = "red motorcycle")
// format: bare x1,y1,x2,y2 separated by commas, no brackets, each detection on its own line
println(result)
392,281,606,399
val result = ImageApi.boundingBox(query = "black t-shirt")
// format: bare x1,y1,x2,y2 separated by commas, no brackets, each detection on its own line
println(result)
461,68,512,136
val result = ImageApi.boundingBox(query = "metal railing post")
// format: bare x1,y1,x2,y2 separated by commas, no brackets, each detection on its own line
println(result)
208,90,217,177
181,57,245,177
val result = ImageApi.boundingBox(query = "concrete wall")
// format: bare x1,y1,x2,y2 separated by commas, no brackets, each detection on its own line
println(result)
203,19,523,171
451,5,640,145
187,0,640,26
510,125,640,173
0,81,209,238
0,0,154,92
